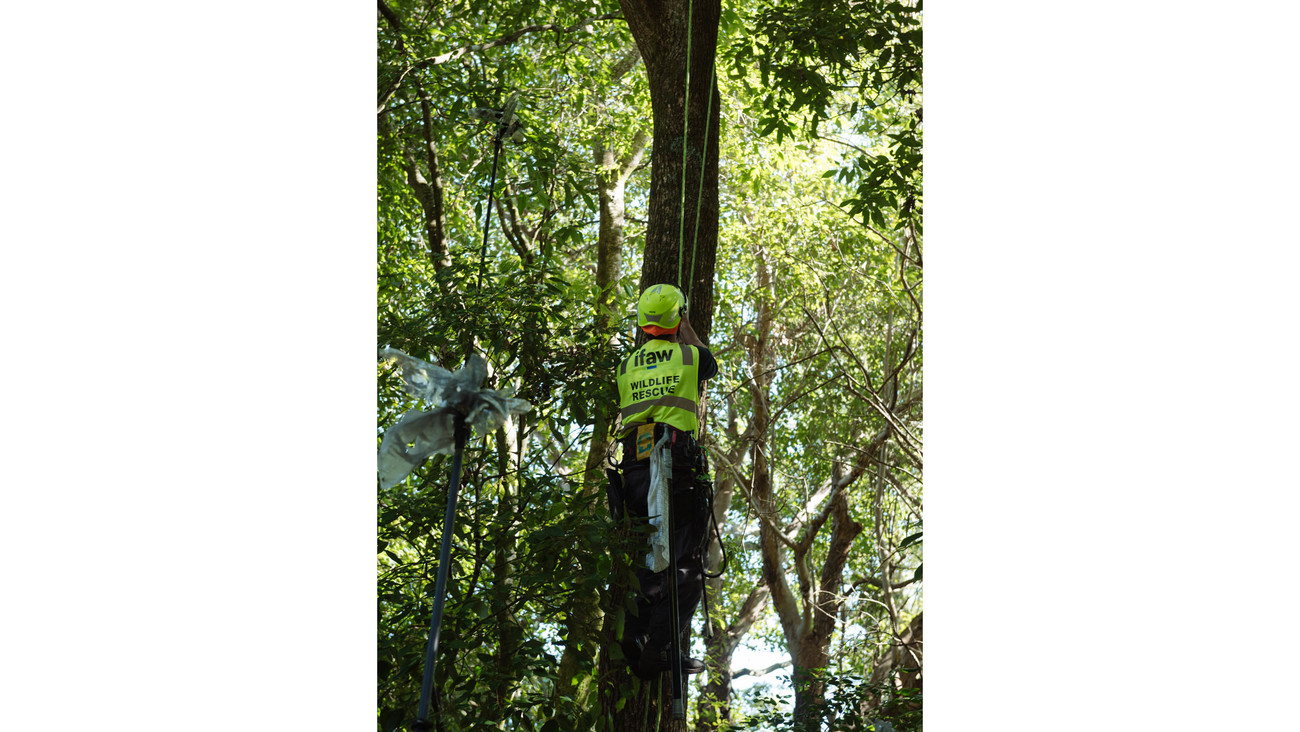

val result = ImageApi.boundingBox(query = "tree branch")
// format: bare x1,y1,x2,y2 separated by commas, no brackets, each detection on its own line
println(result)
717,578,771,655
849,573,919,594
801,303,924,459
619,129,651,184
812,490,862,640
377,0,403,34
732,659,793,680
608,44,643,85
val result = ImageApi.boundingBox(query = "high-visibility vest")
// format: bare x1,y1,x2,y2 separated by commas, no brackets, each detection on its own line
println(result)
616,339,701,437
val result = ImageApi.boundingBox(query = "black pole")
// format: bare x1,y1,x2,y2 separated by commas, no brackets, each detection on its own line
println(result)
667,490,685,720
476,124,505,294
413,416,471,731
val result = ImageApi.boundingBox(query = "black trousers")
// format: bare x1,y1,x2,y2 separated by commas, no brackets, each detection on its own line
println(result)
618,441,711,657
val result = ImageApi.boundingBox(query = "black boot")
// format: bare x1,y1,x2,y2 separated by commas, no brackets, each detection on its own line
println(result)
621,633,647,672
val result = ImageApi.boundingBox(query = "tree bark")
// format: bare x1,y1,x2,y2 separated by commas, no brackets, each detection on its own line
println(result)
620,0,722,344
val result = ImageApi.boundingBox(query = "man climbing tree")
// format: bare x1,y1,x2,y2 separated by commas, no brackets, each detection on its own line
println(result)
612,284,717,687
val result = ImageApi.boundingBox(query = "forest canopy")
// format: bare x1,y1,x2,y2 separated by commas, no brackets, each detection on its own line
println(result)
377,0,922,729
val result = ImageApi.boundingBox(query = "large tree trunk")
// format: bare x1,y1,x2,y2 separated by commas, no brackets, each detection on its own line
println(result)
605,0,722,728
620,0,722,343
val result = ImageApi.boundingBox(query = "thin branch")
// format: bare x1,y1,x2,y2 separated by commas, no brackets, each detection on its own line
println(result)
493,193,530,261
881,324,921,398
713,345,839,403
801,304,923,456
862,222,923,271
866,454,922,521
768,371,841,428
815,133,873,158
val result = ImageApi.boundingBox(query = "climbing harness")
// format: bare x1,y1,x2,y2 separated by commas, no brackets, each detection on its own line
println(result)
699,473,729,641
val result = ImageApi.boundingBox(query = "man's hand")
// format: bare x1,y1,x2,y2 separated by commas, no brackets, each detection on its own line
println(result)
677,310,705,348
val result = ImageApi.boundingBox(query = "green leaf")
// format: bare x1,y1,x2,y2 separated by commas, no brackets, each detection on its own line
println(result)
898,531,923,550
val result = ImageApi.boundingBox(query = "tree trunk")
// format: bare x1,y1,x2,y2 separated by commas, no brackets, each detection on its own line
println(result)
742,245,869,730
693,390,768,730
790,489,862,729
862,611,923,718
604,0,721,727
620,0,722,344
554,110,649,718
491,422,523,720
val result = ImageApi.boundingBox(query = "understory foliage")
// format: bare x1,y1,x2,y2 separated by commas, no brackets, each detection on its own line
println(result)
377,259,629,731
378,0,921,730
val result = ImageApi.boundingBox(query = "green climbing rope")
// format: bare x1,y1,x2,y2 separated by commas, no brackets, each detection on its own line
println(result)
675,0,694,294
686,60,715,302
674,0,715,310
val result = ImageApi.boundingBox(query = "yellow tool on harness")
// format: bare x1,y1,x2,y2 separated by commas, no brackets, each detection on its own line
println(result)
635,423,656,461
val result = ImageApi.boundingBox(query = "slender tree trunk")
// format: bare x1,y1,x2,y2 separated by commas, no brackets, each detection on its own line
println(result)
491,421,523,720
555,118,649,718
742,245,869,729
695,397,767,731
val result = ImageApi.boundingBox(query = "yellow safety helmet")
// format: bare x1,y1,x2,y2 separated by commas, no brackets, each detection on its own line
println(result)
637,283,686,331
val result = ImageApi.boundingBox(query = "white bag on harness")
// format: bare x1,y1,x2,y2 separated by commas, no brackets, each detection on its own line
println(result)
645,431,673,572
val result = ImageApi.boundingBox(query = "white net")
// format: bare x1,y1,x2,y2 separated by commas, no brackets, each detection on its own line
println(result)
377,349,532,490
